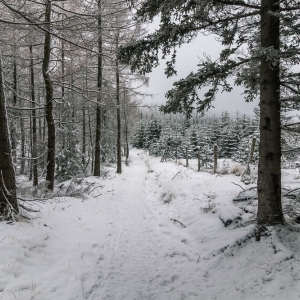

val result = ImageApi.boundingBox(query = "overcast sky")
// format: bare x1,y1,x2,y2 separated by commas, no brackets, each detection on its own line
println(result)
139,22,259,117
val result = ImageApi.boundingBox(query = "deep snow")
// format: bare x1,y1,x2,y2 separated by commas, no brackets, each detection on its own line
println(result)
1,149,300,300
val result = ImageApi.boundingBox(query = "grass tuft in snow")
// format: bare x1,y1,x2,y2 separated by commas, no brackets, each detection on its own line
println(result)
160,190,175,204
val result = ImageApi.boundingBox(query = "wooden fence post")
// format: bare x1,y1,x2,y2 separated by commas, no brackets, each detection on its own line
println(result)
213,144,218,174
186,146,189,167
197,147,201,172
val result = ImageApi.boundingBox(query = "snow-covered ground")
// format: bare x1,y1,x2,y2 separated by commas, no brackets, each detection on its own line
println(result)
1,149,300,300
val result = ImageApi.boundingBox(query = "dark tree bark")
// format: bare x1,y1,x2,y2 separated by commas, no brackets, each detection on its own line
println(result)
0,55,19,218
42,0,55,191
249,137,256,163
88,107,94,173
38,89,42,141
94,0,102,176
82,98,86,166
70,62,76,155
213,145,217,174
29,114,33,181
30,45,38,187
197,148,201,172
10,56,17,164
82,65,88,166
257,0,283,226
116,32,122,174
123,88,129,162
20,117,25,175
61,16,65,154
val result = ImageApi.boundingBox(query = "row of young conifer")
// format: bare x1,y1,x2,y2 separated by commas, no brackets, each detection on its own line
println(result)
133,110,299,168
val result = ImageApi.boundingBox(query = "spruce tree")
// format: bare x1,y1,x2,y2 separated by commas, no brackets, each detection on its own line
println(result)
119,0,300,227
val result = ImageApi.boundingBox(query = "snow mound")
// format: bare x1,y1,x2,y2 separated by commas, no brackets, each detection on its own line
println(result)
218,205,243,227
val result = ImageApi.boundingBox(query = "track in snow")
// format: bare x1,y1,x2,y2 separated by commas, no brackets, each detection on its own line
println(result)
85,152,199,300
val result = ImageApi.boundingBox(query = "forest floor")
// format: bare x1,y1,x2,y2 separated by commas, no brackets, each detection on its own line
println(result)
1,149,300,300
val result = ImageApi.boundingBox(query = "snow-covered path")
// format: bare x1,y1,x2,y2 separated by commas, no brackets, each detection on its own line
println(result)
1,149,300,300
89,152,199,300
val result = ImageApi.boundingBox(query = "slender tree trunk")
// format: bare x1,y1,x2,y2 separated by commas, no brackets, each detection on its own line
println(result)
42,0,55,191
94,0,102,176
257,0,283,227
43,114,46,142
88,107,94,173
60,12,65,158
123,87,129,162
10,56,17,164
82,99,86,166
0,55,19,218
30,45,38,186
20,117,25,174
197,148,201,172
38,89,42,141
116,34,122,174
70,65,76,156
249,137,256,163
57,37,66,174
82,66,88,166
29,114,33,181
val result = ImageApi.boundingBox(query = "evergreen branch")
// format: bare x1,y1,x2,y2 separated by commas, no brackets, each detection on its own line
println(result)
119,11,259,75
160,58,251,117
211,0,261,10
281,82,300,94
280,6,300,12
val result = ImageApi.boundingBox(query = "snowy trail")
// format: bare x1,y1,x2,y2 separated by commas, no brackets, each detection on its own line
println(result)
90,152,198,300
2,149,300,300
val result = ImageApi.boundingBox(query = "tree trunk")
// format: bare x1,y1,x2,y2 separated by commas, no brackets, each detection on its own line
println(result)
58,36,66,174
198,148,201,172
82,99,86,166
38,89,42,141
116,33,122,174
123,87,129,162
29,114,33,181
68,57,75,156
30,45,38,186
20,117,25,174
10,57,17,164
249,137,256,163
0,55,19,218
82,66,88,166
42,0,55,191
88,109,94,174
257,0,283,227
94,0,102,176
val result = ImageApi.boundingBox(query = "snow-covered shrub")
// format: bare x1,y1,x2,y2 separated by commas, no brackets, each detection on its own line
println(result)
200,199,216,213
231,163,245,176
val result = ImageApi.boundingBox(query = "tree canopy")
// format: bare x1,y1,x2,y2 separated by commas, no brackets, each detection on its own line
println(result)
119,0,300,116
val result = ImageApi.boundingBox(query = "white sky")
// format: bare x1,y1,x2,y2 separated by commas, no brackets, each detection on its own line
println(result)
139,21,259,117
